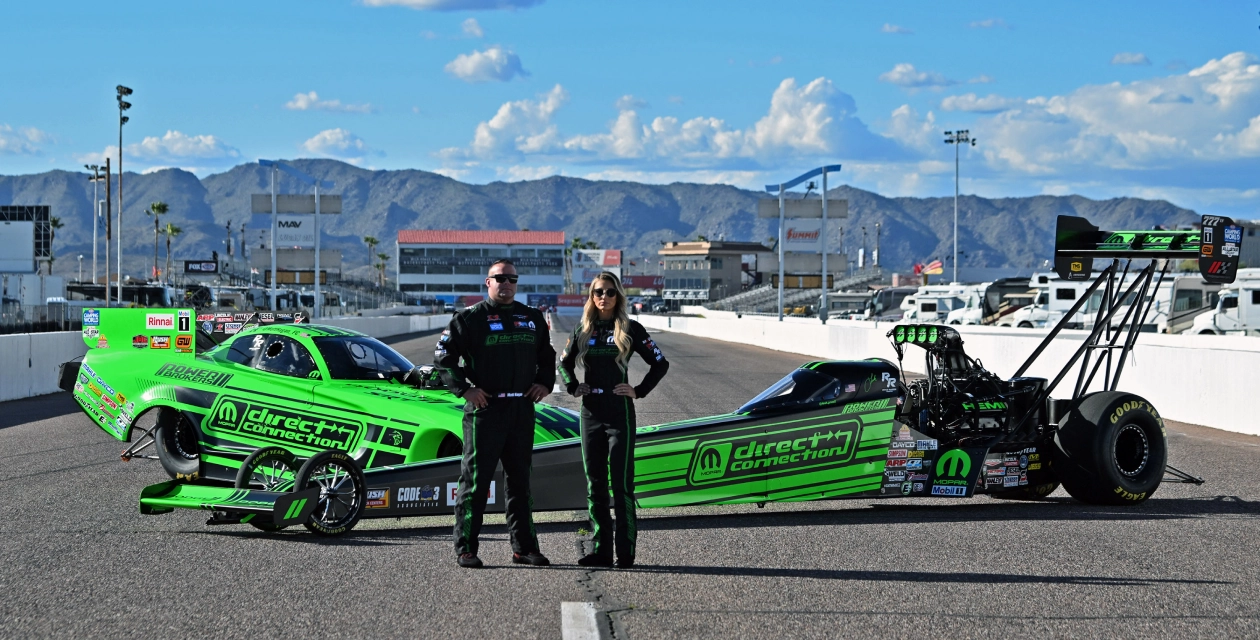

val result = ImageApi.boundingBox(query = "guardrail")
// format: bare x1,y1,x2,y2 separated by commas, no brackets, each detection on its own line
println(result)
637,310,1260,437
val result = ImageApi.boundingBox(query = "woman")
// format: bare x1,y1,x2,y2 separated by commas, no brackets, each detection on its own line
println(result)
559,271,669,568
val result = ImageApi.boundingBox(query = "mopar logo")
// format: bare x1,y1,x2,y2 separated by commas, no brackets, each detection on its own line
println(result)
217,401,240,423
689,443,731,484
937,449,971,478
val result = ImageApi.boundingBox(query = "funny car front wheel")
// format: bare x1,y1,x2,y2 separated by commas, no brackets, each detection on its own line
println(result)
235,447,300,532
1052,391,1166,505
294,450,365,536
154,407,201,481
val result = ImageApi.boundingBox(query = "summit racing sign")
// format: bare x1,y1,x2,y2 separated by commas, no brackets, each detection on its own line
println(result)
207,397,362,451
687,419,860,486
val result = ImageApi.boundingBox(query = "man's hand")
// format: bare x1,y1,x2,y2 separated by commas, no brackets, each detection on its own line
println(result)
525,383,550,402
464,387,490,409
612,383,637,398
572,383,591,398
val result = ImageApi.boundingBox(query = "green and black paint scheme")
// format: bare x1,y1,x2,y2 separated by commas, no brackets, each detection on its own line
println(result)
56,215,1237,533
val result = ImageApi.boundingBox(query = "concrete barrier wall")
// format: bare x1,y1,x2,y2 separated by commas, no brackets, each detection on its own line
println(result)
0,332,89,403
637,311,1260,436
320,313,450,338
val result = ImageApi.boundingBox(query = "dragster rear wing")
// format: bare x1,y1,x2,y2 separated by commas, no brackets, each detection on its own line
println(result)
1054,214,1242,284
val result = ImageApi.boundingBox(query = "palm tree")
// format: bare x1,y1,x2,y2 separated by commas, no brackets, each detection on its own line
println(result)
163,222,182,283
146,202,169,280
363,236,379,285
377,252,390,287
48,216,63,274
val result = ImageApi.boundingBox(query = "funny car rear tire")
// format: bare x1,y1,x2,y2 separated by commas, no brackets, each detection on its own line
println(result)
294,450,366,536
1052,391,1166,506
235,447,300,532
154,407,201,481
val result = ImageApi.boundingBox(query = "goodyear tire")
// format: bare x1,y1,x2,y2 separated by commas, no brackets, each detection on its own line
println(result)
1052,391,1166,505
235,447,299,532
155,407,201,480
294,450,365,536
992,482,1060,501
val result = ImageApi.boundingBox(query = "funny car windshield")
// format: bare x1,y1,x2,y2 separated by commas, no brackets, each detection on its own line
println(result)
312,336,416,381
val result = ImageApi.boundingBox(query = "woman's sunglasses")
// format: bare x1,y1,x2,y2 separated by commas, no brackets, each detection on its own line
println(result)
591,288,618,298
489,274,519,283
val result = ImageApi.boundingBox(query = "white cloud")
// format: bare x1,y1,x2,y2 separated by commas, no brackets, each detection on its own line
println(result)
885,105,938,154
444,45,529,83
363,0,542,10
668,96,685,105
615,95,649,111
940,93,1025,113
498,165,560,181
462,18,484,37
285,91,375,113
439,84,568,160
0,125,48,155
1111,52,1152,66
881,23,913,35
969,74,995,84
878,63,957,89
79,130,240,167
301,128,374,162
969,18,1010,29
420,29,440,39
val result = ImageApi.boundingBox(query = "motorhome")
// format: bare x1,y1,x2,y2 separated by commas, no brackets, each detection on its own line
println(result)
862,287,917,321
901,283,979,323
944,278,1033,325
1190,268,1260,336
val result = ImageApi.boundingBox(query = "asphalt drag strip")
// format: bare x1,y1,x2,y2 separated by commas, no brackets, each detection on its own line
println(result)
1,317,1259,637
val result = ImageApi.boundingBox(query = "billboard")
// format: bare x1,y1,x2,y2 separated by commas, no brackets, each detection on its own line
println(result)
782,219,823,253
183,260,219,274
573,249,622,284
622,275,664,289
0,221,35,273
276,215,315,248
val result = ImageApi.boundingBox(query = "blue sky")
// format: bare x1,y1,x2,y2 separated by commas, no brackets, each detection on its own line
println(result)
2,1,1259,215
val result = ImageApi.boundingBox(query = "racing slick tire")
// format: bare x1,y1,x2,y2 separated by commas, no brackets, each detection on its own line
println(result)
294,450,366,536
1052,391,1166,506
992,482,1060,501
154,407,201,481
235,447,299,532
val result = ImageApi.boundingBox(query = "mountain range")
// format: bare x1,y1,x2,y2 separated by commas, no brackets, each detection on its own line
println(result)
0,159,1202,279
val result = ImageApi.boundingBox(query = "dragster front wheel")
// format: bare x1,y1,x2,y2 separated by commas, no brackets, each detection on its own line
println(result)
294,450,366,536
1052,391,1167,505
235,446,299,532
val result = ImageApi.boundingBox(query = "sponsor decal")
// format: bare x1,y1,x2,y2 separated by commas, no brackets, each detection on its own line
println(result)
1223,243,1239,258
916,439,938,450
100,395,117,410
145,313,175,330
87,382,102,397
224,322,243,334
907,450,924,458
484,333,535,346
1019,455,1029,469
97,336,109,349
149,336,171,349
445,481,496,506
207,397,361,450
82,309,100,326
901,482,913,496
887,449,908,459
841,398,890,414
259,312,274,321
155,363,233,387
909,473,929,482
1028,462,1042,471
1201,244,1214,256
1070,261,1083,273
396,485,442,507
987,468,1006,477
1207,261,1230,276
937,449,972,478
177,310,191,332
931,485,967,496
844,383,857,393
886,458,907,469
890,441,915,449
896,426,913,441
1028,453,1040,462
686,421,861,486
83,326,100,339
961,400,1008,411
486,315,500,321
905,458,923,470
913,482,925,493
175,334,193,353
197,314,215,321
1004,460,1020,467
885,471,906,482
201,321,214,333
234,313,252,322
132,335,148,349
513,320,536,330
488,322,504,331
1225,226,1242,243
1003,475,1019,487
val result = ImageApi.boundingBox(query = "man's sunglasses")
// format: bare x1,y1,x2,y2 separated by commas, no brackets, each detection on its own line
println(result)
489,274,519,283
591,288,618,298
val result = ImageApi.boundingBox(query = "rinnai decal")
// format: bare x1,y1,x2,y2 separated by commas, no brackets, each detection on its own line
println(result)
145,314,175,330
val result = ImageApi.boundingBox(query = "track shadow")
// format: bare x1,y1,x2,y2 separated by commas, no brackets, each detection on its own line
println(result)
0,393,81,429
611,564,1228,587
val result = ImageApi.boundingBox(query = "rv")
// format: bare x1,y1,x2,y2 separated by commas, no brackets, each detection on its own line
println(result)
1190,268,1260,336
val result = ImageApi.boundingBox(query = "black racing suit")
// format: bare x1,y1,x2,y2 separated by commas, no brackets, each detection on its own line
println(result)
558,319,668,561
435,300,556,557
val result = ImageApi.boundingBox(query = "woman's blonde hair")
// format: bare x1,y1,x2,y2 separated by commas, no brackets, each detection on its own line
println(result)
574,271,633,372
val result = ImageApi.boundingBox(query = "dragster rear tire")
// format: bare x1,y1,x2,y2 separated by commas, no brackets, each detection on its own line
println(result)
1052,391,1166,505
235,447,299,532
155,407,201,481
295,450,366,536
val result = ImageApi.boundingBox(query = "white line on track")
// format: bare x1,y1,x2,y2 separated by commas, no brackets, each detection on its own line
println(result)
561,601,600,640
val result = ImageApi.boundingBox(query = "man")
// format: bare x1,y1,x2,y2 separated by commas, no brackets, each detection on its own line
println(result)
435,259,555,568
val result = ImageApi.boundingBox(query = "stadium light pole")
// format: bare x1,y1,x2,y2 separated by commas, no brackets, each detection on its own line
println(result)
765,165,842,322
85,164,105,284
116,85,132,302
944,129,976,284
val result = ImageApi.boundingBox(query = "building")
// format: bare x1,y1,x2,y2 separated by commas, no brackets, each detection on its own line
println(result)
397,230,565,304
1239,220,1260,270
658,241,770,304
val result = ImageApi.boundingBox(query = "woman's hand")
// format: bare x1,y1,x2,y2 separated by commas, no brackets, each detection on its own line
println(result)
612,383,637,398
573,383,591,397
